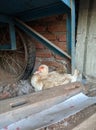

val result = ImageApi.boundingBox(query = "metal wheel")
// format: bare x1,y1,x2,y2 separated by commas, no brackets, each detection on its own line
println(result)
0,29,36,84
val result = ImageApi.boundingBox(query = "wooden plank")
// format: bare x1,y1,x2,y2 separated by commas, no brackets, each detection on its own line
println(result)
0,82,83,128
1,93,96,130
0,82,83,114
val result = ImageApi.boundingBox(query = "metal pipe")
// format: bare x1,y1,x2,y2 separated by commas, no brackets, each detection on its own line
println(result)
66,13,71,55
71,0,76,73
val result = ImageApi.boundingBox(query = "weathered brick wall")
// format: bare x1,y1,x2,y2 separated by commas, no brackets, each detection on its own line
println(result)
29,14,70,72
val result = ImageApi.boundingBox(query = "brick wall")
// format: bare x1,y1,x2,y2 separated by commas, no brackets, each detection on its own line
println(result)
28,14,71,72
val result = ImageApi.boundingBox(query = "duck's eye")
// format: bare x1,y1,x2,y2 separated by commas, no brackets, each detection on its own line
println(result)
40,66,44,69
38,66,44,71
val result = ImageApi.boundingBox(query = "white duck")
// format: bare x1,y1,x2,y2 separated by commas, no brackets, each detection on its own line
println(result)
31,64,80,92
31,65,49,91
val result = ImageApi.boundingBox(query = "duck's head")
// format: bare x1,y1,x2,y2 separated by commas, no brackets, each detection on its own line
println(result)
34,64,49,79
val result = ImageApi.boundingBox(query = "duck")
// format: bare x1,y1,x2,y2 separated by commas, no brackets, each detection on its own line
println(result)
31,64,80,92
31,65,49,91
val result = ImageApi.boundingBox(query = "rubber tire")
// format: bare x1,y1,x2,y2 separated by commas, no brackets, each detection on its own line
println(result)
17,31,36,80
0,29,36,82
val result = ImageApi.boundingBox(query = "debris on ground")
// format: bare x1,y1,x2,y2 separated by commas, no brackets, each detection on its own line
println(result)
0,80,34,100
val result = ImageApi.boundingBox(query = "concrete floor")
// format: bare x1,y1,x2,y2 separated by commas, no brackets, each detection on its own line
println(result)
72,113,96,130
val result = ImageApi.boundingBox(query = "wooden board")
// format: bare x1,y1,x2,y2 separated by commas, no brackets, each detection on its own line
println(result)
0,82,83,128
1,92,96,130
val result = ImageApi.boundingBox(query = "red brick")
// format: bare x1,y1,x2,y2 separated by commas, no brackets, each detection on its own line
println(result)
37,16,57,23
62,14,67,20
56,14,67,21
36,43,44,49
54,55,65,60
32,25,46,32
43,33,56,41
35,41,45,49
36,49,52,58
30,37,45,49
48,23,66,32
41,61,62,68
56,34,66,42
52,41,67,51
31,14,66,23
38,15,66,23
27,14,68,71
57,44,67,51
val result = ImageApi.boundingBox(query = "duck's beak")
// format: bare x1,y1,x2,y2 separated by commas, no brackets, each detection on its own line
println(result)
34,70,40,74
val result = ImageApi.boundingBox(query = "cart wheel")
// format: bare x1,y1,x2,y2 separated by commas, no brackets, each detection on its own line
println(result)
0,30,36,84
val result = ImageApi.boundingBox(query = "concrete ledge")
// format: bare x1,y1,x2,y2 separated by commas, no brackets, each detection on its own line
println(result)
72,113,96,130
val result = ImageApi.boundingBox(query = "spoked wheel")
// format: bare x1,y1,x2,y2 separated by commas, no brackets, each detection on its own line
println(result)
0,30,36,84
